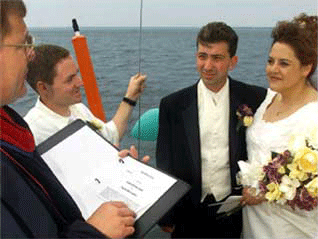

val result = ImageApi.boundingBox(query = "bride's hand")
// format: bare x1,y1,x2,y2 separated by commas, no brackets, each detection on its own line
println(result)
241,187,266,206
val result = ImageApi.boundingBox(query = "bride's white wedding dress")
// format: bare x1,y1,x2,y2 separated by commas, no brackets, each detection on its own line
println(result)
242,89,318,239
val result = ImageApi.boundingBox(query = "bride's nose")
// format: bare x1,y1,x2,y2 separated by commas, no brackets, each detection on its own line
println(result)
267,61,279,74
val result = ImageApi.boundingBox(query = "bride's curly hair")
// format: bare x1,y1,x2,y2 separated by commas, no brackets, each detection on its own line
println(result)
271,13,317,87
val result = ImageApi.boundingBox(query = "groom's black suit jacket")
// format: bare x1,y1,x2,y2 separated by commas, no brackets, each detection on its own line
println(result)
156,77,266,236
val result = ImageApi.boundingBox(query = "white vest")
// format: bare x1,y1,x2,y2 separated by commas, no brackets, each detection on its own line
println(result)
198,79,231,202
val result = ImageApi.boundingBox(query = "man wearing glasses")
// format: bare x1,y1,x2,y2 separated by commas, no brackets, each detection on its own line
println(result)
0,16,33,105
0,0,141,238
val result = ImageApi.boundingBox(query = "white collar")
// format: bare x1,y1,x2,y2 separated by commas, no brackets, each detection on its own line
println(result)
198,78,229,105
36,97,70,121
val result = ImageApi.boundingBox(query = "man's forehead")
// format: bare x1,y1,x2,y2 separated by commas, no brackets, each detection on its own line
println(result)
197,42,230,54
55,56,79,76
198,41,229,48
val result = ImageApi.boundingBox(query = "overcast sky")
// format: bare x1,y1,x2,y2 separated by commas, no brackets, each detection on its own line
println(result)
24,0,317,28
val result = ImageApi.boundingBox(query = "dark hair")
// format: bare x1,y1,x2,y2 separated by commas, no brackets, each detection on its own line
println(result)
0,0,26,40
196,22,238,57
271,13,318,84
27,44,70,92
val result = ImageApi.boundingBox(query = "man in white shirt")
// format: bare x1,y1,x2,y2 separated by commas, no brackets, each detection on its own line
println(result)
24,44,146,145
156,22,267,238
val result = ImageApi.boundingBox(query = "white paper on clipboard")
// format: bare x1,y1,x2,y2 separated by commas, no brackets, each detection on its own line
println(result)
41,125,177,220
208,196,242,214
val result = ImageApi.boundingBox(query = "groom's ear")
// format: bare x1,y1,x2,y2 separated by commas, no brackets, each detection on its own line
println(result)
229,56,238,71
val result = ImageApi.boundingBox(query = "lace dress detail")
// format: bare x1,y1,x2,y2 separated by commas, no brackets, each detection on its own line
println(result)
243,89,318,239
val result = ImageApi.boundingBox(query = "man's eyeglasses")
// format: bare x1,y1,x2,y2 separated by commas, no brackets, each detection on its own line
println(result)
0,34,35,60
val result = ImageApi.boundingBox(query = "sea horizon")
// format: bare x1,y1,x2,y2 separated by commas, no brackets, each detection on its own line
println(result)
29,26,273,30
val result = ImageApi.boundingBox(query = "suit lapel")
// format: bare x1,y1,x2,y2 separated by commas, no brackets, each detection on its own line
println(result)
181,84,202,198
229,79,243,192
183,99,201,174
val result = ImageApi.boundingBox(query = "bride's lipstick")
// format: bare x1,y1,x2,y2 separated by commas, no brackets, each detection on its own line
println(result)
268,75,282,82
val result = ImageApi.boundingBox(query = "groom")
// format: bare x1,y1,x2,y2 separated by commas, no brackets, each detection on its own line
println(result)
156,22,267,238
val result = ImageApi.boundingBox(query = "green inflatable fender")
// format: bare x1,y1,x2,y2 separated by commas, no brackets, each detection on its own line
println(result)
131,108,159,141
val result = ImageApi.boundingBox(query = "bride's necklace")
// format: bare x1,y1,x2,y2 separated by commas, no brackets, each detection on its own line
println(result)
264,86,317,122
275,96,292,116
275,110,284,116
273,89,314,116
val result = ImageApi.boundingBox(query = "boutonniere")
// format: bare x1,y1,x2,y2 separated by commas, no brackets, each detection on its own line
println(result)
236,104,254,131
86,119,104,131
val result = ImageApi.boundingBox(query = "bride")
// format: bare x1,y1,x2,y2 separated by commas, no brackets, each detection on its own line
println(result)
240,14,318,238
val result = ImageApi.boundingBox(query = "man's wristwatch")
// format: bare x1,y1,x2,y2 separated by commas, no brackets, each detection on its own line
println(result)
123,97,137,106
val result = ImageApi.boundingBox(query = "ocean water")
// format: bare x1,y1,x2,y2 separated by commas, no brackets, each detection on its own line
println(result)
11,27,273,165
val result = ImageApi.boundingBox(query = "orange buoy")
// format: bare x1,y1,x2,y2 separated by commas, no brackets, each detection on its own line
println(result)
72,18,106,122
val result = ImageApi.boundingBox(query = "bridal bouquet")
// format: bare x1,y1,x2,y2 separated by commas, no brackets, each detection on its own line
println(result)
238,131,318,211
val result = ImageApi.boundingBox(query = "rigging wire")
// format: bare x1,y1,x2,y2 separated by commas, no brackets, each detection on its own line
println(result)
137,0,143,159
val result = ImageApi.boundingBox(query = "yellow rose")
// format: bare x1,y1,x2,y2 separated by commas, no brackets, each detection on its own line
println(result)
288,162,309,182
294,147,318,175
305,177,318,197
243,116,253,127
265,183,283,202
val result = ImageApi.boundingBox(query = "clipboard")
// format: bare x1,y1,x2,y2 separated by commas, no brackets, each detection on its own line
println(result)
37,119,190,238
